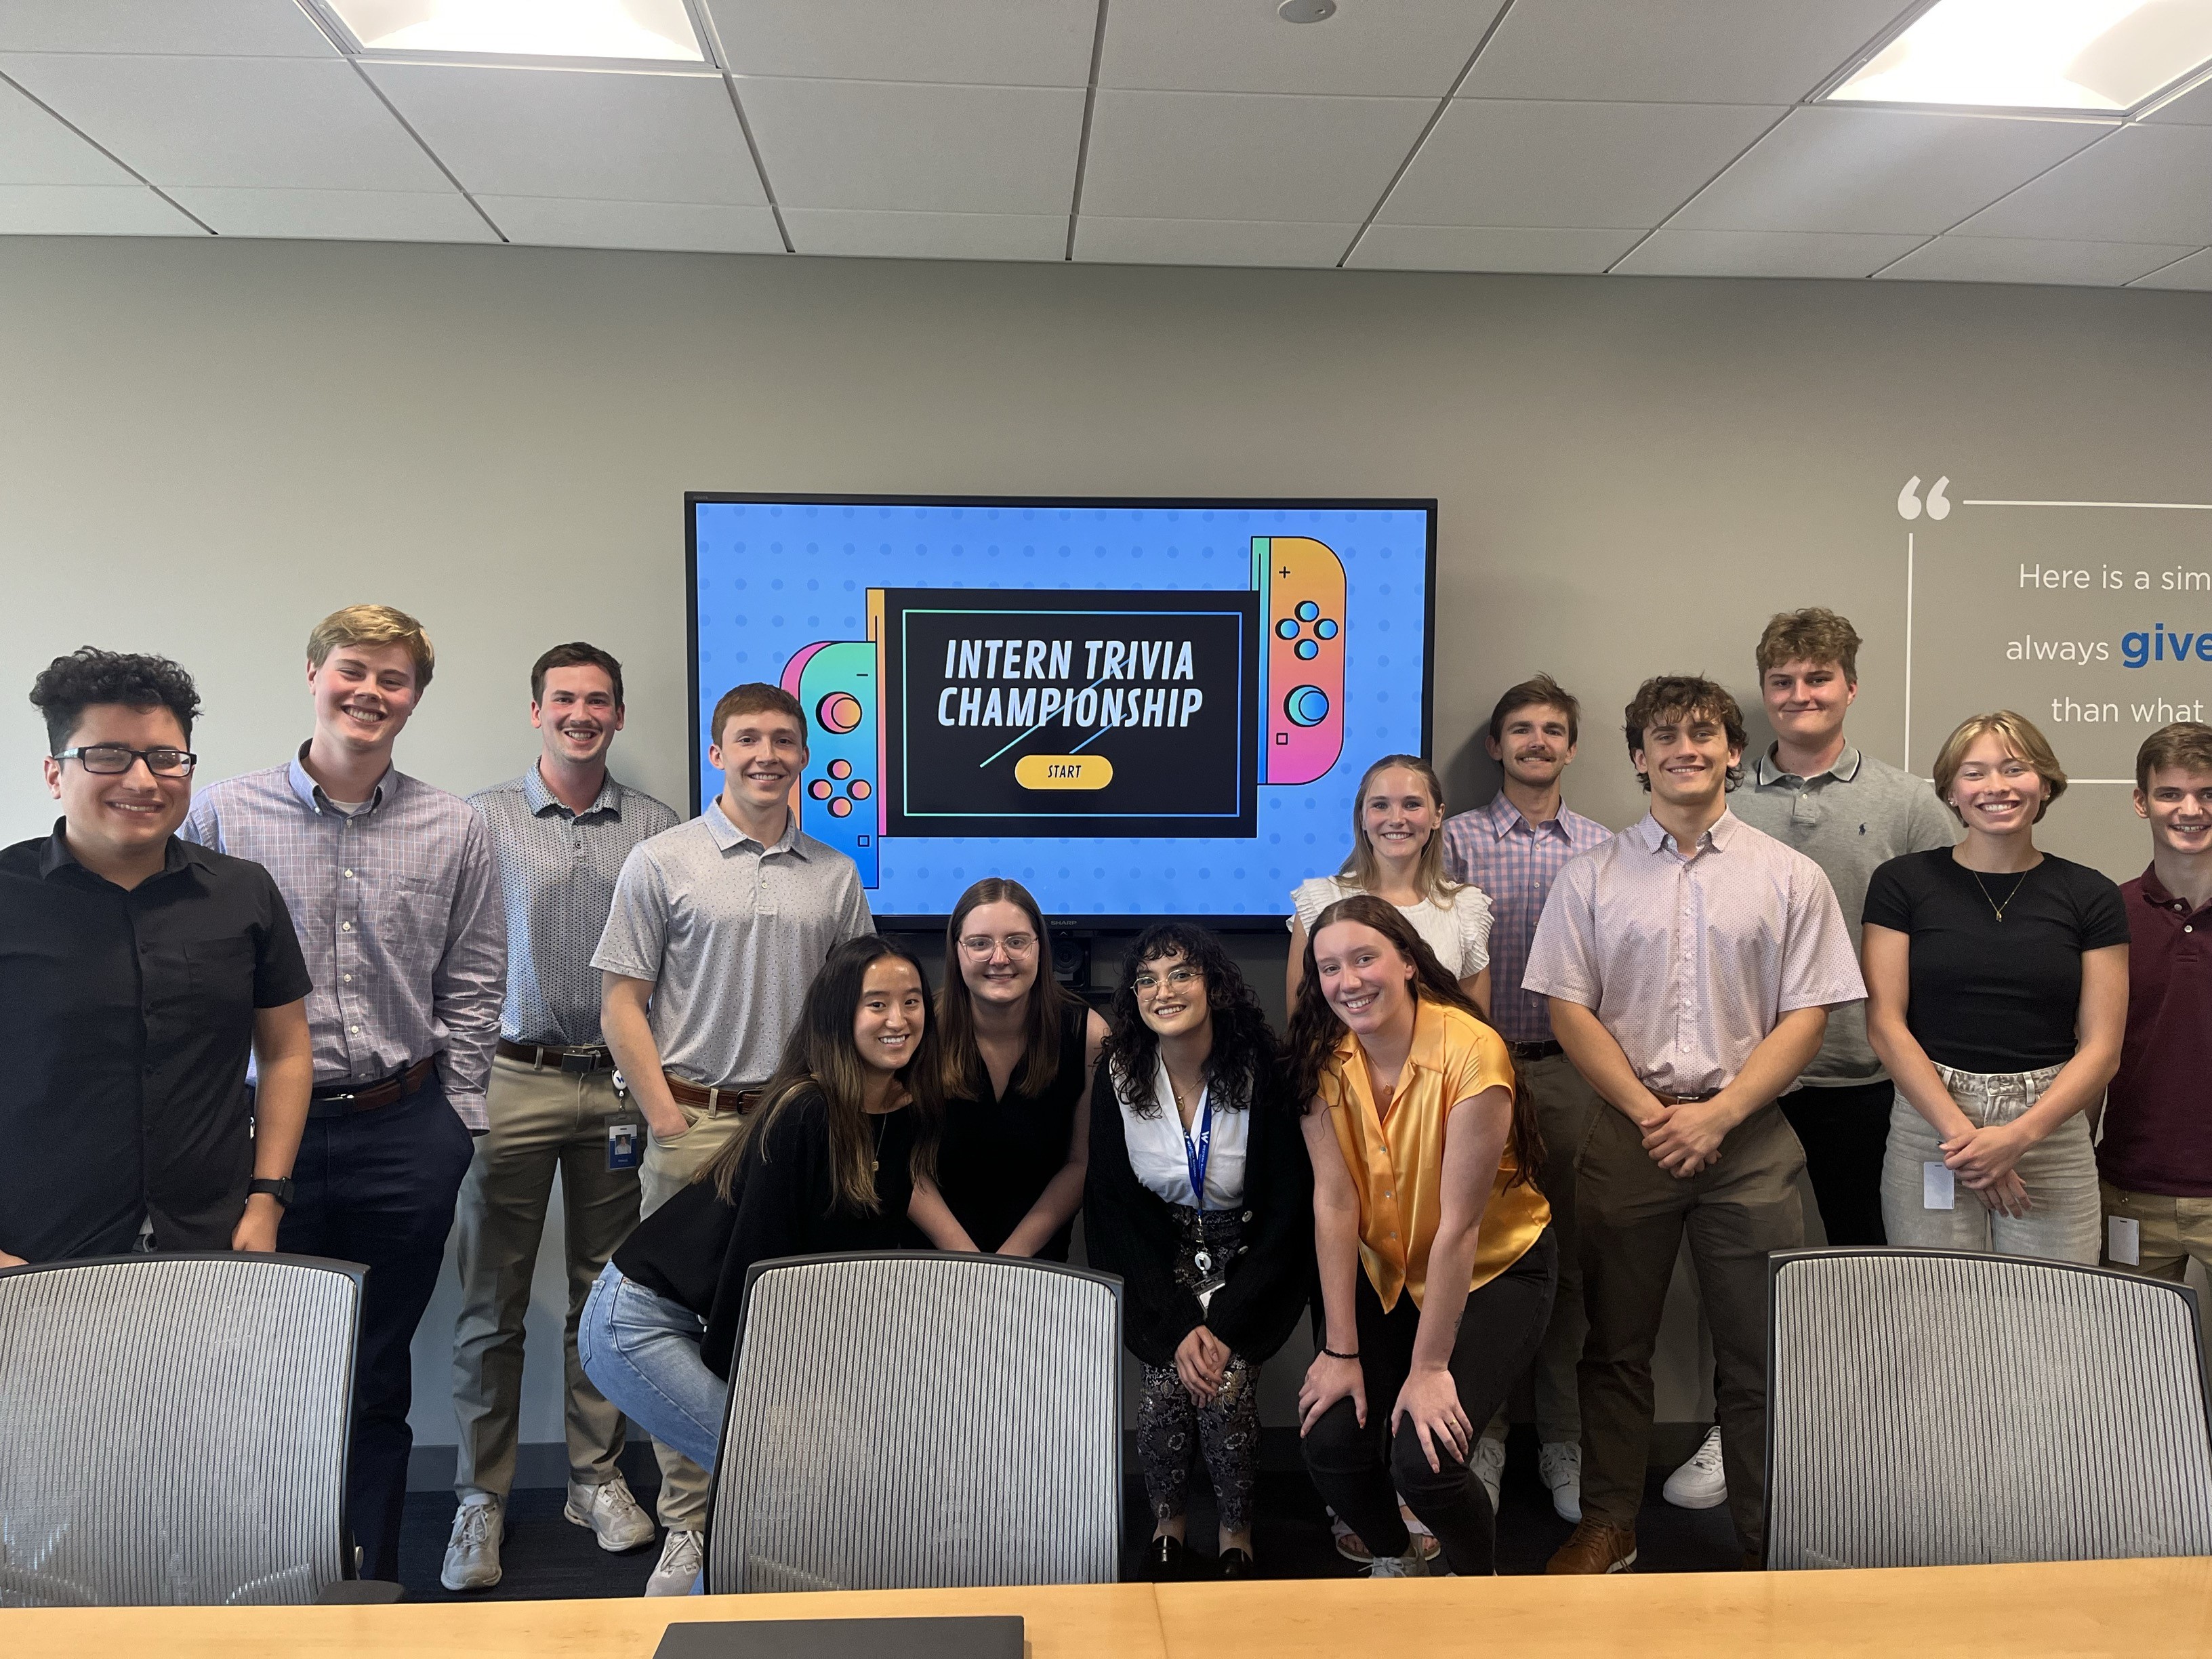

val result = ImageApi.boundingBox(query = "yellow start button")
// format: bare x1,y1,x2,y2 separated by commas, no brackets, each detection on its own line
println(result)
1015,754,1114,791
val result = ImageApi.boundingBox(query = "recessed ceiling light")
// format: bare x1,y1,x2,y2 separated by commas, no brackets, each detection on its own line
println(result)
321,0,705,62
1828,0,2212,113
1278,0,1338,22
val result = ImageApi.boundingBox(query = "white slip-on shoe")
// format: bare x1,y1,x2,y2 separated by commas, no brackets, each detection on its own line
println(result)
565,1475,656,1553
1471,1435,1507,1513
1538,1440,1582,1523
1368,1542,1431,1578
1662,1425,1727,1510
440,1497,503,1592
644,1528,703,1597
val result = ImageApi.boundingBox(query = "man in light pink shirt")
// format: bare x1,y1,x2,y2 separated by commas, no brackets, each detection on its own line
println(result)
1523,675,1864,1576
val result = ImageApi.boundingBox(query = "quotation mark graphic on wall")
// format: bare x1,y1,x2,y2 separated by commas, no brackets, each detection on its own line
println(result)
1898,476,1951,521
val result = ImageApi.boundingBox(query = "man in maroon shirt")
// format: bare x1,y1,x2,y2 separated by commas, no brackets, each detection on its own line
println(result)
2102,723,2212,1279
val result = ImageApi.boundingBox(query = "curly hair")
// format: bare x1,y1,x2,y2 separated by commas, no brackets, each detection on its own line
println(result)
30,647,202,752
1101,922,1281,1119
1623,674,1746,794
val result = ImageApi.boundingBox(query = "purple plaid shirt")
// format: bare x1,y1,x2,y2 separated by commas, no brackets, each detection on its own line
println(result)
1441,794,1612,1042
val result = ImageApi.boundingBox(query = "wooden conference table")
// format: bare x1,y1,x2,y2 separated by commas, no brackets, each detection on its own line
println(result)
10,1559,2212,1656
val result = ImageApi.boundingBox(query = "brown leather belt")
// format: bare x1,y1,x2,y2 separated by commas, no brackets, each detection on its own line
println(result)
663,1074,765,1117
1651,1089,1721,1106
309,1055,439,1115
497,1038,615,1074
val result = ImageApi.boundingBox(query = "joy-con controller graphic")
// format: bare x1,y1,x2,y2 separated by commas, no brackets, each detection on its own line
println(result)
779,638,883,885
1251,535,1345,785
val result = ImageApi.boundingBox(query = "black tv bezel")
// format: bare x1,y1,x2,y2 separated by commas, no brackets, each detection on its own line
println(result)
685,491,1439,935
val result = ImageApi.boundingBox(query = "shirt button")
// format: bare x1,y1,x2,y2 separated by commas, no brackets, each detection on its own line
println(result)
341,922,354,933
349,1025,360,1034
343,868,354,878
342,974,352,983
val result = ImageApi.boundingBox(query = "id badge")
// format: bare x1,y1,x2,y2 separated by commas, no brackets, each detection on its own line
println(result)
2108,1215,2142,1267
1923,1161,1955,1210
607,1119,642,1172
1192,1246,1227,1311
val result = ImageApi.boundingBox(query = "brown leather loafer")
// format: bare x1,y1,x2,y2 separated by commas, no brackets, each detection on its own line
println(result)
1544,1520,1638,1574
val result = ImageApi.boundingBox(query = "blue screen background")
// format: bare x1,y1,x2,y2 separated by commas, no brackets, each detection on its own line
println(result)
691,499,1432,921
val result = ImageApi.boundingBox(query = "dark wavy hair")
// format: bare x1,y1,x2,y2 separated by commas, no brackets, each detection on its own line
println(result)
1101,922,1281,1119
30,647,201,751
1285,894,1542,1188
1622,673,1746,794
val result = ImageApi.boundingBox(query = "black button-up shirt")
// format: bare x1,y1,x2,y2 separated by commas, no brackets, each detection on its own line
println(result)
0,823,314,1261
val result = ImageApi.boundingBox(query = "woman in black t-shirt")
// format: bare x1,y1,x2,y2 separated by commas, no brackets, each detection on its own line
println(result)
1862,712,2127,1262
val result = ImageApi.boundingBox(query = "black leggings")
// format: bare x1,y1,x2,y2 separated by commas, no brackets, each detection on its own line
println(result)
1303,1229,1557,1576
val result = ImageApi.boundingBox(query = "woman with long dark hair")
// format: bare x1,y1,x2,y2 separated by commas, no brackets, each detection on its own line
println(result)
1289,895,1555,1578
932,878,1109,1258
1084,923,1313,1580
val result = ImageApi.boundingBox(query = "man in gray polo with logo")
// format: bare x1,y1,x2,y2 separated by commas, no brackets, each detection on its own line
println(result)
593,680,873,1595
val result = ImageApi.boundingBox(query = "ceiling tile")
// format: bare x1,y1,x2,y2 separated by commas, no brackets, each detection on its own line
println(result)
1380,100,1782,228
1876,234,2201,286
2130,247,2212,288
704,0,1096,86
1462,0,1909,104
1614,226,1929,278
166,185,495,242
0,181,202,233
2144,71,2212,124
1346,224,1641,272
1954,124,2212,245
1671,106,2107,234
0,73,134,184
781,207,1065,260
1073,216,1355,266
365,63,765,206
737,77,1082,214
0,54,449,190
480,195,783,253
0,1,337,57
1082,89,1431,222
1100,0,1506,98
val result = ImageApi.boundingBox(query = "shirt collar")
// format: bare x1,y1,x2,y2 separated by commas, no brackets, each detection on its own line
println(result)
1631,808,1741,857
2137,864,2212,916
287,743,393,815
1478,793,1573,842
1755,743,1862,787
1330,997,1455,1097
705,797,802,856
39,819,193,884
523,762,625,820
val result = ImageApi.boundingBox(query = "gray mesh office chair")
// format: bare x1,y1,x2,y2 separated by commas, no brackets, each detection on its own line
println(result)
1766,1248,2212,1570
0,1252,365,1606
705,1252,1122,1593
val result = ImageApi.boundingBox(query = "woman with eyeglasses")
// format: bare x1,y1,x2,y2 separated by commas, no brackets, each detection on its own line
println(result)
930,877,1108,1258
1084,924,1313,1580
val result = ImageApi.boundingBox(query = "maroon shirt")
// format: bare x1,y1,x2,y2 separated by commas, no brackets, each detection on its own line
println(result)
2102,867,2212,1197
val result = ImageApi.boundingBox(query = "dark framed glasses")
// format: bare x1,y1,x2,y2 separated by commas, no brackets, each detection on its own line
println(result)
55,744,198,777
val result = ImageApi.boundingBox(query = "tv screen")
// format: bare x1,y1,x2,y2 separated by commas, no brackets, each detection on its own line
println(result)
687,495,1436,929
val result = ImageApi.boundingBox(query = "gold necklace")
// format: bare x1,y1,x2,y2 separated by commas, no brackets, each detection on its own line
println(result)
1970,867,2032,924
868,1109,888,1173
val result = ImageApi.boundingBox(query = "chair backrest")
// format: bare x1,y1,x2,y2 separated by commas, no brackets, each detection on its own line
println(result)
1767,1248,2212,1570
705,1252,1122,1593
0,1252,361,1607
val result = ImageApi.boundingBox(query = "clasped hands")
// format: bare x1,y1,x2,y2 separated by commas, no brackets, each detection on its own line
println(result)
1174,1324,1233,1404
1941,1120,2034,1218
1639,1093,1734,1179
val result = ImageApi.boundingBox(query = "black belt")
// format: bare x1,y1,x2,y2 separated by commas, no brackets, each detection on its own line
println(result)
1508,1039,1563,1062
497,1038,615,1074
307,1055,438,1117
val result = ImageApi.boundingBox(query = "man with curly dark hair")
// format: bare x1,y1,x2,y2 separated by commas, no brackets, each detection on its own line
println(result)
1,648,314,1267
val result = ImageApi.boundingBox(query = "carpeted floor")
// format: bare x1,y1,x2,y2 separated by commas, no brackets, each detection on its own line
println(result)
398,1428,1739,1599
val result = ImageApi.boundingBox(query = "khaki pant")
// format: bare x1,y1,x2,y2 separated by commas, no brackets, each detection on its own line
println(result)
2100,1181,2212,1282
637,1096,751,1530
451,1054,642,1502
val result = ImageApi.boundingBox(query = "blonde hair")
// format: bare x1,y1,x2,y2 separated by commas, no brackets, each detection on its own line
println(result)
1338,753,1462,905
306,604,434,692
1931,710,2067,824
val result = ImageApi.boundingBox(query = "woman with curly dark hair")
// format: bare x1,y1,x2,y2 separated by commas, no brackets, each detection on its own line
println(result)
1084,922,1313,1581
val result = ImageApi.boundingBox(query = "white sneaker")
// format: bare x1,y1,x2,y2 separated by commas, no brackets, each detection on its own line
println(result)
1662,1425,1727,1510
565,1475,656,1553
1368,1542,1430,1578
440,1497,502,1592
1471,1435,1507,1513
644,1528,703,1597
1538,1440,1582,1523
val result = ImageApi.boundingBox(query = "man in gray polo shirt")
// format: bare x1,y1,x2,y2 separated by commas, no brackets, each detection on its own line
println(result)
594,680,873,1594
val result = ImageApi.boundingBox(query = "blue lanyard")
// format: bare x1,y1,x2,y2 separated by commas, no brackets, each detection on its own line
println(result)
1181,1091,1213,1212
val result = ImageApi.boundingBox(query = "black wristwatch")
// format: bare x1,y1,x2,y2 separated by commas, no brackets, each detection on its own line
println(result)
248,1176,295,1209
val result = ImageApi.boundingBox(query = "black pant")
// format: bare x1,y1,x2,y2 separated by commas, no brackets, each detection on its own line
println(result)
1782,1080,1893,1247
1303,1229,1557,1576
280,1075,474,1582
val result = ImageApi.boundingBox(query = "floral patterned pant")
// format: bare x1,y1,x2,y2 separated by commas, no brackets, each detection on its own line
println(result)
1135,1207,1260,1534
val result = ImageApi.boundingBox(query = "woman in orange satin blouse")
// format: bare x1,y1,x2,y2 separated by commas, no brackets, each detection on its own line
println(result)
1289,895,1557,1579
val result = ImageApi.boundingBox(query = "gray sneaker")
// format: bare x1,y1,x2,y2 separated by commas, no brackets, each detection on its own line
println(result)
440,1497,503,1592
644,1528,703,1597
565,1475,656,1553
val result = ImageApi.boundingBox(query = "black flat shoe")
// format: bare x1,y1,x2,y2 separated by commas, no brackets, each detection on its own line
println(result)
1148,1535,1189,1582
1216,1547,1255,1580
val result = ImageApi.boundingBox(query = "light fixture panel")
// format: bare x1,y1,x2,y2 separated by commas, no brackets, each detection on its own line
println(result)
321,0,705,64
1827,0,2212,115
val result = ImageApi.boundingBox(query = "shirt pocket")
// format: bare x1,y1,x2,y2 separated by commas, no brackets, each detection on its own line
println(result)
391,872,456,960
172,937,258,1036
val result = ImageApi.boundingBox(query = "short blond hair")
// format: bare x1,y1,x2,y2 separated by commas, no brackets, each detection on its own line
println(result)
307,604,434,691
1931,710,2066,824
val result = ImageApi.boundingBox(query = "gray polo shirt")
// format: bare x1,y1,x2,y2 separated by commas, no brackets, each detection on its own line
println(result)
1730,743,1957,1086
591,800,874,1089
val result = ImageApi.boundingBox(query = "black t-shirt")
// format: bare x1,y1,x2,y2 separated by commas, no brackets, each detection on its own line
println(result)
613,1084,918,1378
0,827,314,1261
935,1000,1092,1260
1862,848,2128,1072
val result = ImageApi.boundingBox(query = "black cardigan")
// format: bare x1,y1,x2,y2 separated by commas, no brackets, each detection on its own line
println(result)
1083,1054,1314,1370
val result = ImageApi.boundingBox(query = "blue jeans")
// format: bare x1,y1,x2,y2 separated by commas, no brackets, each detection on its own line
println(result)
578,1263,728,1475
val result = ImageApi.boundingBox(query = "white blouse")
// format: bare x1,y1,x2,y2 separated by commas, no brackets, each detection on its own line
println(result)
1120,1055,1248,1210
1288,874,1492,981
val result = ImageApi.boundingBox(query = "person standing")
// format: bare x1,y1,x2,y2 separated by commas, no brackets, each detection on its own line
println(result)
2102,724,2212,1283
1526,676,1863,1575
1864,712,2125,1263
2,649,312,1267
182,605,506,1585
593,680,873,1595
440,644,680,1591
1440,675,1609,1523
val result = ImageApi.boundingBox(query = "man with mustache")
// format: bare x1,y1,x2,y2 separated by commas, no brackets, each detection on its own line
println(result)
184,603,506,1585
441,643,679,1591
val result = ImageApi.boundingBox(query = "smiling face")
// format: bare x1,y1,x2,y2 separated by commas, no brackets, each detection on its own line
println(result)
2137,765,2212,859
853,955,927,1076
44,702,193,868
1486,703,1576,790
1948,732,2049,836
1132,949,1211,1042
533,663,623,769
1634,709,1740,809
1361,764,1440,863
307,641,420,764
1312,919,1416,1039
1762,657,1857,757
710,706,807,817
956,899,1041,1010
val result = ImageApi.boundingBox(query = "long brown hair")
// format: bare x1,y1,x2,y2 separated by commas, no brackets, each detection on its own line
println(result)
700,936,943,1212
1285,894,1543,1188
937,876,1074,1098
1337,753,1465,906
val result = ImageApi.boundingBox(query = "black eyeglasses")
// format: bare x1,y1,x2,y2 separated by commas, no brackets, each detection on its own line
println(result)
55,744,198,777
